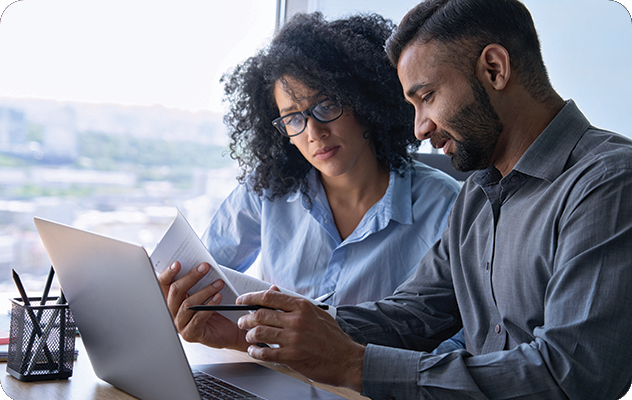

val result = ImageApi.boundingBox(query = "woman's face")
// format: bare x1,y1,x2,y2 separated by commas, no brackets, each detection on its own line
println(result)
273,77,375,180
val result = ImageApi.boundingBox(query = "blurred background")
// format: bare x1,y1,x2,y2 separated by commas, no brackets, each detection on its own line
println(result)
0,0,630,324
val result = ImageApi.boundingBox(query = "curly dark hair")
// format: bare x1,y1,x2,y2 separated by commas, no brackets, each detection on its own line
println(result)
222,12,418,200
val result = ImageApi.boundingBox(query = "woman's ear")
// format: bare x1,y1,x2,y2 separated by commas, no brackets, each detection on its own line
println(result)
476,44,511,91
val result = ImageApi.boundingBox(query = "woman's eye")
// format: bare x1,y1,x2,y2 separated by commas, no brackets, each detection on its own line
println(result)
318,102,335,111
285,115,302,127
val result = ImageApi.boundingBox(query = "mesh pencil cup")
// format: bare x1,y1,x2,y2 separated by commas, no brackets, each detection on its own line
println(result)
6,296,76,381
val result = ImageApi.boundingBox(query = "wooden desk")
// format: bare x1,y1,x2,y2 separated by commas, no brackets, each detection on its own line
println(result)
0,339,632,400
0,337,367,400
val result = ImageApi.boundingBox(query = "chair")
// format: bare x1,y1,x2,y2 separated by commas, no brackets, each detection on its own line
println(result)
413,153,474,182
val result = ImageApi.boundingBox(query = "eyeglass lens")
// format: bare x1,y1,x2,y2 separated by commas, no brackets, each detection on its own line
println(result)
276,99,342,136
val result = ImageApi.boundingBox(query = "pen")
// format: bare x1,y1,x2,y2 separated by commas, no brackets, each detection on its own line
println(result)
12,269,56,371
40,266,55,306
314,291,335,303
12,269,32,308
188,304,329,311
24,266,56,364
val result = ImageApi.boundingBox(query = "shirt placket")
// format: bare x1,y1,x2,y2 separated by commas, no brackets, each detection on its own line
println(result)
481,172,526,352
479,179,506,352
307,194,346,297
318,246,347,297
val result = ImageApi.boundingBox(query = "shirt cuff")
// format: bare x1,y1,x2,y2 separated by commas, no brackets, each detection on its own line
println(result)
362,344,420,399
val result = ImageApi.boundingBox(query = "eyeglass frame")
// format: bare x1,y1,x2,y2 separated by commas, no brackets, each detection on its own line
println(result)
271,98,344,137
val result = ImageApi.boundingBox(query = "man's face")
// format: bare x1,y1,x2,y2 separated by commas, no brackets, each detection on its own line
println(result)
397,41,503,172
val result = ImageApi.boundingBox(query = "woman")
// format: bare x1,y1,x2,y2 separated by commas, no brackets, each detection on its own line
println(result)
201,12,461,307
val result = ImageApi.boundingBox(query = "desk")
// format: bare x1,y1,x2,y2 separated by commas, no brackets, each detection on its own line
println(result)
0,337,367,400
0,287,365,400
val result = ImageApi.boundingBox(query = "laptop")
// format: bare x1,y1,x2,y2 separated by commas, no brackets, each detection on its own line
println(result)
33,216,345,400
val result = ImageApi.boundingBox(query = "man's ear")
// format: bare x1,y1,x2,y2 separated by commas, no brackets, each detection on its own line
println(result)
476,44,511,91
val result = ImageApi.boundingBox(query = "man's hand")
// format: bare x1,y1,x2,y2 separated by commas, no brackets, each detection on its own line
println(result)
157,261,249,351
236,289,365,392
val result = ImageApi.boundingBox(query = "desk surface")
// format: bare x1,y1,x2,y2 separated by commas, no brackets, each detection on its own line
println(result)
0,339,632,400
0,337,367,400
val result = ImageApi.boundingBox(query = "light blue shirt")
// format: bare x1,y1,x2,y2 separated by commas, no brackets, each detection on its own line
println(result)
202,160,460,306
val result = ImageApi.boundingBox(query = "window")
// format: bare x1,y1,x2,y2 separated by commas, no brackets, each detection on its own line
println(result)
281,0,632,141
0,0,630,307
0,0,276,302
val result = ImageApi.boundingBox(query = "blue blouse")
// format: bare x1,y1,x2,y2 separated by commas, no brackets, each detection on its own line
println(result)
201,160,460,306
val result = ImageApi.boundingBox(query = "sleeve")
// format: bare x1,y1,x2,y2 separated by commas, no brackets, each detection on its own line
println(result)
337,162,632,400
336,221,463,352
201,183,263,273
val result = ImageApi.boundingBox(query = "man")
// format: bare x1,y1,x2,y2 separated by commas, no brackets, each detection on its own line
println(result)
160,0,632,398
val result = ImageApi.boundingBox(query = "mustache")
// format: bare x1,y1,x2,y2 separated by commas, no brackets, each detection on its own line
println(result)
429,129,456,149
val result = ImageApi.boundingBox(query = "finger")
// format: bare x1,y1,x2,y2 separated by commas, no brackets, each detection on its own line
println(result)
165,263,220,319
244,325,312,366
243,323,285,346
157,261,181,298
247,343,276,362
176,290,222,339
177,262,214,294
186,278,224,308
237,308,286,331
174,279,224,330
236,289,301,312
165,262,211,306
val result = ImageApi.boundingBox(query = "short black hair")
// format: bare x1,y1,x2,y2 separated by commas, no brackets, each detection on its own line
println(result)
386,0,555,102
222,12,418,200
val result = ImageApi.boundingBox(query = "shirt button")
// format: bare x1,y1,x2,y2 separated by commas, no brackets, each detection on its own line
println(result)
495,324,502,334
511,175,520,183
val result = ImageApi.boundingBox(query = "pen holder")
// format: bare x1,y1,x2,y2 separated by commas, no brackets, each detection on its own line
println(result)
6,297,76,381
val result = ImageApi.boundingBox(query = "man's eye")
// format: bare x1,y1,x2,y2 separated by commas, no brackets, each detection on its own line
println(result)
422,91,434,103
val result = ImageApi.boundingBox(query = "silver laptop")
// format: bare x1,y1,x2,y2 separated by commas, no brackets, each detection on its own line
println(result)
34,216,345,400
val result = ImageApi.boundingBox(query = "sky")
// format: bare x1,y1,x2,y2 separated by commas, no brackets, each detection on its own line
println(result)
0,0,631,137
0,0,277,113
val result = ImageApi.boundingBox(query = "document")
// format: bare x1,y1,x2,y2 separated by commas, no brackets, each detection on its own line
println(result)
149,210,318,322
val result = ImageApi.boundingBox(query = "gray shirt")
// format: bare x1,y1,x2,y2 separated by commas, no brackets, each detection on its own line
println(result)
337,101,632,399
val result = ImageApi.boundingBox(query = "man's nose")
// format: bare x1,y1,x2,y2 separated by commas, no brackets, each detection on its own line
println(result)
414,110,437,141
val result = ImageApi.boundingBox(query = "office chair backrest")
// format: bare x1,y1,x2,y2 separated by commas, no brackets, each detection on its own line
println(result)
413,153,474,182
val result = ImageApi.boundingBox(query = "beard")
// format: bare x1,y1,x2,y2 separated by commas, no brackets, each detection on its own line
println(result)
440,77,504,172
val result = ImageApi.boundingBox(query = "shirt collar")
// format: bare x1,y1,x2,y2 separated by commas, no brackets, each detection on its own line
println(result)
287,167,413,226
386,168,413,225
513,99,590,183
286,168,318,207
286,188,302,203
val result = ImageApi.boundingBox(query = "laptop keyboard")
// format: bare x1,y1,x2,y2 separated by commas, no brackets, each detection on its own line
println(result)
193,370,265,400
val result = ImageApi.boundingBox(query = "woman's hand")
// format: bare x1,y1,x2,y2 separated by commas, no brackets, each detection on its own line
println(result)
157,261,249,351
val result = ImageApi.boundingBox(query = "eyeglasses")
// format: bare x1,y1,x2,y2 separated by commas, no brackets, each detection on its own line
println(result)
271,99,343,137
